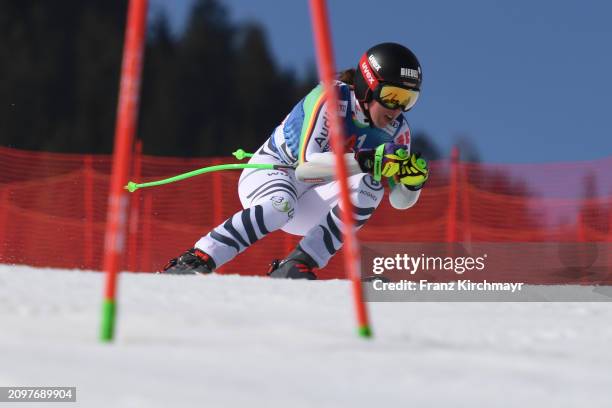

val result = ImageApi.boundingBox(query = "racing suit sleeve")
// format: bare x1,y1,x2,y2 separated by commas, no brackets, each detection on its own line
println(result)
296,83,350,165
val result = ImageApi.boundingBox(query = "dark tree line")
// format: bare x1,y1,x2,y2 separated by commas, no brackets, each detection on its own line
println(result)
0,0,454,163
0,0,318,157
1,0,123,153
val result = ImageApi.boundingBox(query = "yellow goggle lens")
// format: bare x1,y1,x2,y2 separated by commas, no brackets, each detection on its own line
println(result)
378,85,420,111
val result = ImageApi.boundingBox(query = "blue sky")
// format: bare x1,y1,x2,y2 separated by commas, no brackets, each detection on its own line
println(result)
149,0,612,164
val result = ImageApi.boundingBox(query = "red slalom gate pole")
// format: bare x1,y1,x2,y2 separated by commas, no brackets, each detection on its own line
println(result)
100,0,148,342
308,0,372,338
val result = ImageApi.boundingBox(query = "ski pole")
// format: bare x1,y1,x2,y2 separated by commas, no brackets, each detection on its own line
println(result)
124,149,293,192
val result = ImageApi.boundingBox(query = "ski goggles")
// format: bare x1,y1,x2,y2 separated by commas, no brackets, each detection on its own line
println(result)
373,84,420,112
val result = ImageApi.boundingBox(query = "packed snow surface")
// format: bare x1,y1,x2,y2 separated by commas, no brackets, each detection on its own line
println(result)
1,265,611,407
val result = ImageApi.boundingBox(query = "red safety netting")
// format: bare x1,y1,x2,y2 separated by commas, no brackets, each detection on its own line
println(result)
0,145,610,279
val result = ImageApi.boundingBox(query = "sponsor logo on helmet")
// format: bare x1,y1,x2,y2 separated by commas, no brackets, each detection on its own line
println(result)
400,67,420,80
368,54,382,71
361,61,376,86
359,54,379,91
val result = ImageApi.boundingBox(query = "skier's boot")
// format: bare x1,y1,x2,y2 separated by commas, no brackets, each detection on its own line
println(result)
162,248,216,275
268,246,318,280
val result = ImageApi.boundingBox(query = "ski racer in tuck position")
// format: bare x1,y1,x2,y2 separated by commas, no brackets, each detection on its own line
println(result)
163,42,430,279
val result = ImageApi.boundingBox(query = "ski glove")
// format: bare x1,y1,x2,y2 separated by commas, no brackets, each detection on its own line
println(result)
355,143,429,190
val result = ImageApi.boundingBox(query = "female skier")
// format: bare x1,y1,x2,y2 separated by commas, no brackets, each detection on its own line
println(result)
163,42,429,279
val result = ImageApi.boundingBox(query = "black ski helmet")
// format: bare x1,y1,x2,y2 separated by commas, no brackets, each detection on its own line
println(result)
354,42,422,109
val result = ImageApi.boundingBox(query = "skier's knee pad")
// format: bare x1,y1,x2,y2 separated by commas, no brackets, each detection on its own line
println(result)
256,193,298,231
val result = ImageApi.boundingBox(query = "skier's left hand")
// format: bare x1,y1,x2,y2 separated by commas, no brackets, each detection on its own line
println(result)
356,144,429,189
394,152,429,190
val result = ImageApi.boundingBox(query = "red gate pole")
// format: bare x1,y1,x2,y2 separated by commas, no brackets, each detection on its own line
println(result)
309,0,371,338
100,0,148,342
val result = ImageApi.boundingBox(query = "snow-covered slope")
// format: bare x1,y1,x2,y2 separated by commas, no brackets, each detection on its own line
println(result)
1,265,611,407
